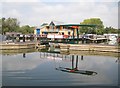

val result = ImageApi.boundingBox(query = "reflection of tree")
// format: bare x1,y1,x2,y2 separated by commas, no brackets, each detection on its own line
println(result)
56,55,97,76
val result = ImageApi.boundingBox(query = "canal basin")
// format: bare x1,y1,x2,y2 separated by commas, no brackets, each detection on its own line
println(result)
1,49,118,86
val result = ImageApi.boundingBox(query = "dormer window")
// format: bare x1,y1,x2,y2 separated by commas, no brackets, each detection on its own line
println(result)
49,21,55,29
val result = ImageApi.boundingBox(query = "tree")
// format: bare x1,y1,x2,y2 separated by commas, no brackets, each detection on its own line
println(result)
80,18,104,35
1,17,34,34
104,26,118,34
2,17,20,34
20,25,34,34
0,18,2,34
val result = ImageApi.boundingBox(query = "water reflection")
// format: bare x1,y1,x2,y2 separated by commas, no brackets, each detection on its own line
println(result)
56,55,97,76
81,55,83,60
23,53,26,58
1,48,36,55
2,51,118,86
115,56,120,63
2,52,47,71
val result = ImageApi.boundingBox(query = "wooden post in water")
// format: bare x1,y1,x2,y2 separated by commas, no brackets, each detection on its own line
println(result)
72,55,74,69
76,55,78,69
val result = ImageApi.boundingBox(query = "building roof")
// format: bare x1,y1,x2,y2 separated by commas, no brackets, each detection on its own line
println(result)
40,23,49,28
41,23,49,27
56,24,96,27
50,20,65,26
40,21,97,28
50,21,96,27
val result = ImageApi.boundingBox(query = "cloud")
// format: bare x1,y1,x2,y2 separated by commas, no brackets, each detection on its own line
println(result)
3,9,22,18
1,0,39,2
2,1,118,28
0,3,2,18
6,0,117,3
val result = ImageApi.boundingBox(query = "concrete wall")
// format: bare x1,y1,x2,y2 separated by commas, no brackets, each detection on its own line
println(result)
60,44,119,53
0,43,35,50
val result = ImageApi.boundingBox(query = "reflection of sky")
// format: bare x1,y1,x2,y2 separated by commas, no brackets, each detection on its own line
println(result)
2,53,118,86
75,55,118,85
2,52,51,71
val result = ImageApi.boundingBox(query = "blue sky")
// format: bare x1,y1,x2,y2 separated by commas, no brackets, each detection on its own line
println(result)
1,0,119,28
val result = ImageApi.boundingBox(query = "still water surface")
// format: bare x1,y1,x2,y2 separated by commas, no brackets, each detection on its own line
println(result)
2,51,118,86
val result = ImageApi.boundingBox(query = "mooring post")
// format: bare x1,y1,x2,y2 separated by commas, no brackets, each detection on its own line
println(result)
72,55,74,69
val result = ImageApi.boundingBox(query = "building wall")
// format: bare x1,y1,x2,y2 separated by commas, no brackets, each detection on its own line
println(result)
58,30,73,36
40,27,47,35
34,29,37,35
34,28,41,35
34,25,76,36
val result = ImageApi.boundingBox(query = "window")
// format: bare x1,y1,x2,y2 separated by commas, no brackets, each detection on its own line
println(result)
46,26,49,29
36,29,40,35
68,32,70,35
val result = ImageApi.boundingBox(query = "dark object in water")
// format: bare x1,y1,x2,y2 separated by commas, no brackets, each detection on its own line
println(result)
56,67,97,76
23,53,26,58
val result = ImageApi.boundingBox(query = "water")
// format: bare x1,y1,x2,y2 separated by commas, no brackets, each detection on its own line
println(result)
1,51,118,86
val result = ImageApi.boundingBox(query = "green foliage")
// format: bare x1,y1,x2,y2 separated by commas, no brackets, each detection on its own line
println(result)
20,25,34,34
80,18,104,34
2,17,20,34
80,18,118,35
1,17,34,34
104,27,118,34
1,17,118,35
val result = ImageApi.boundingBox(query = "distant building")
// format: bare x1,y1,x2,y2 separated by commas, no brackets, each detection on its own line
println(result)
6,32,22,37
103,33,118,41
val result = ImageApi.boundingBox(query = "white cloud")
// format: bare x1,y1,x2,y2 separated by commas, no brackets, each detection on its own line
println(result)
0,3,2,18
1,0,119,3
2,1,118,28
1,0,39,2
3,9,22,18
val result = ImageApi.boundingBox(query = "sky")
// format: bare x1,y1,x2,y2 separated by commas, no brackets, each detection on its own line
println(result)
0,0,119,28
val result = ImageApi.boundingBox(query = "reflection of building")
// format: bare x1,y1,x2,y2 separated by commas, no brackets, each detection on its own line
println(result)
34,21,78,38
